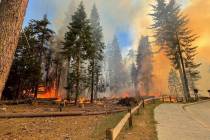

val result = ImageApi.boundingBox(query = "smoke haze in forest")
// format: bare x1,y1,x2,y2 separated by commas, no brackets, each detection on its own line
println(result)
24,0,210,95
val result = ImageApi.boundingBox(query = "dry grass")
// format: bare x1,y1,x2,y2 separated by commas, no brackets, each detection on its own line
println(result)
116,101,161,140
92,112,126,140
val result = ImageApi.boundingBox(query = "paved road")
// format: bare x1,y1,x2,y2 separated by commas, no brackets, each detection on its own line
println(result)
155,101,210,140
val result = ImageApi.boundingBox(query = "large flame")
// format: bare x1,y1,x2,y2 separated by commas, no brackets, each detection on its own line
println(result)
37,82,61,100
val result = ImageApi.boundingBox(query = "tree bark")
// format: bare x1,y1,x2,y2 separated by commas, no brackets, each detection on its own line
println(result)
0,0,29,99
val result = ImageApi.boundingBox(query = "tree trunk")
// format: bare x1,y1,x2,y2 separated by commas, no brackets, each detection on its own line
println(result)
66,57,70,100
75,53,81,105
90,60,95,103
176,33,190,101
34,84,38,98
94,71,99,100
177,64,188,101
0,0,29,99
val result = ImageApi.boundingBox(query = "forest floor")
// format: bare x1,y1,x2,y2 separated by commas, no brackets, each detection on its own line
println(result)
0,99,126,114
116,101,161,140
0,113,126,140
0,101,127,140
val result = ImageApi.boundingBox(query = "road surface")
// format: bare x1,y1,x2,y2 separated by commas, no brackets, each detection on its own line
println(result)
155,101,210,140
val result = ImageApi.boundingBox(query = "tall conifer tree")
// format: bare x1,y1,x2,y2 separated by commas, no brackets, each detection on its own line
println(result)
63,2,93,105
89,4,105,102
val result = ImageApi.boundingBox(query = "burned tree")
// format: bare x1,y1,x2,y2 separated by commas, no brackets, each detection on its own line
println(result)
0,0,29,99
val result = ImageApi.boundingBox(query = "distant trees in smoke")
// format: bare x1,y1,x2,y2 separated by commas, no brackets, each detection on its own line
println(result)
105,37,128,94
168,68,182,96
136,36,153,95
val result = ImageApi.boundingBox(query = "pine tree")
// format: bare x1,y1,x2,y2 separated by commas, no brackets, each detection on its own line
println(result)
136,36,153,95
150,0,200,101
29,15,55,97
107,36,124,93
0,0,29,98
2,26,41,99
184,45,201,99
89,4,105,102
150,0,167,47
63,2,93,105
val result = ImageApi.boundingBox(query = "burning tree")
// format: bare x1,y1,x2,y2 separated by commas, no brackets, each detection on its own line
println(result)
150,0,200,101
29,15,55,98
2,16,56,100
136,36,153,95
0,0,29,99
2,27,41,100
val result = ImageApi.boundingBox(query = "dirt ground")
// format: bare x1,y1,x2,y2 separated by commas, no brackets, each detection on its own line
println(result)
0,115,109,140
0,100,125,114
0,101,126,140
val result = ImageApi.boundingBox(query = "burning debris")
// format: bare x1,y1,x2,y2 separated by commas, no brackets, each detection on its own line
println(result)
118,97,139,107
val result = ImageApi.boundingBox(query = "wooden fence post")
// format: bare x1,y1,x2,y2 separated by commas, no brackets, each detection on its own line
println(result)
142,99,145,108
128,108,133,128
169,96,172,103
106,128,113,140
137,104,140,115
162,96,164,102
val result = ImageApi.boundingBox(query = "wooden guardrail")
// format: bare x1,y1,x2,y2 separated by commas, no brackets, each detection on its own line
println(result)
106,98,156,140
161,95,184,103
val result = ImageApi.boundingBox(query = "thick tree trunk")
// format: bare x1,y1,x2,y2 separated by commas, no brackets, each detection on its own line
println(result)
0,0,29,99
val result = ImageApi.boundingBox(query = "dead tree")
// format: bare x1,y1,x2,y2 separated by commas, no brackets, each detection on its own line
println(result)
0,0,28,98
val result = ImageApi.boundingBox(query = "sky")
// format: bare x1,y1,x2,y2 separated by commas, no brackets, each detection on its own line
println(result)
24,0,210,96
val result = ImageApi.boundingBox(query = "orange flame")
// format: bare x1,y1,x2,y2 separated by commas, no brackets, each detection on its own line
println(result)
37,83,61,101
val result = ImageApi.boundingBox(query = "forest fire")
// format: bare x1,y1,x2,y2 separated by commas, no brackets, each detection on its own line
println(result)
121,92,129,98
37,85,61,101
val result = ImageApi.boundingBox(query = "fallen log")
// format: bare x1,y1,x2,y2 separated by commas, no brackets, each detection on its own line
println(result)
0,99,32,105
0,109,127,119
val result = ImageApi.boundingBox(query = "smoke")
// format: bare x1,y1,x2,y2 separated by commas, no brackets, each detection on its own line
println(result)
33,0,210,96
47,0,152,44
184,0,210,95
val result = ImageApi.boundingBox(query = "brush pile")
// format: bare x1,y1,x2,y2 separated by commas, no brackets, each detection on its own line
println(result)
117,97,138,107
